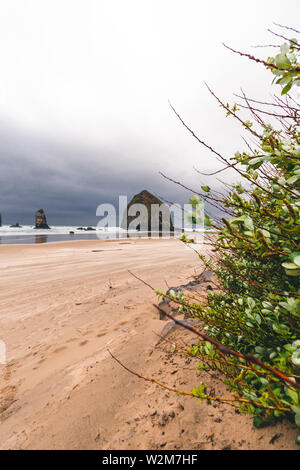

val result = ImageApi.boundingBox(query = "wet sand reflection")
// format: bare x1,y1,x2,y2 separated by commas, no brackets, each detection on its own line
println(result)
35,235,48,244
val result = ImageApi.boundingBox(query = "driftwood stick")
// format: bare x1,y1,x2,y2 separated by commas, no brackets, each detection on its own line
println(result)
107,349,290,411
154,304,300,389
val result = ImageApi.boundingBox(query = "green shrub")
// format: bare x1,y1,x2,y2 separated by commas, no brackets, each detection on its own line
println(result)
159,28,300,441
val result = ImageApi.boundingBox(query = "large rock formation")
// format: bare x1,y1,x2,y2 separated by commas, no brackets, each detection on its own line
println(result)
34,209,50,229
121,190,174,232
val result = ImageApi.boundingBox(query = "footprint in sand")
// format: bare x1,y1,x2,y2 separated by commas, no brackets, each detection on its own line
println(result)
66,334,81,343
2,360,17,381
0,385,17,417
53,346,67,354
96,332,107,338
79,340,89,346
0,362,19,420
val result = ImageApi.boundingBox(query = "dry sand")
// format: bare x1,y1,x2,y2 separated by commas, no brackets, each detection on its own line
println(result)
0,238,298,449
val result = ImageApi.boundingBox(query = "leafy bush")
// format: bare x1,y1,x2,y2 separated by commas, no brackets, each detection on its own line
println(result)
158,26,300,442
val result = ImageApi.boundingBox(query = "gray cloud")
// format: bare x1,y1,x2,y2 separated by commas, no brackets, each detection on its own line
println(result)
0,1,298,226
0,121,198,225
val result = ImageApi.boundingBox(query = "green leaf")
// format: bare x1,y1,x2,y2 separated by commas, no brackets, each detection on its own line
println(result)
192,384,206,398
248,157,264,166
280,43,290,55
286,269,300,277
292,255,300,267
291,406,300,427
282,81,293,95
201,185,210,193
204,214,212,227
244,216,254,231
287,388,299,405
275,53,291,68
287,175,299,184
189,195,201,209
282,262,299,270
253,416,264,428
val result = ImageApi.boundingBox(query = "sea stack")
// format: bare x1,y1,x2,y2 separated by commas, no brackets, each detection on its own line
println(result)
121,189,174,232
34,209,50,229
0,213,2,227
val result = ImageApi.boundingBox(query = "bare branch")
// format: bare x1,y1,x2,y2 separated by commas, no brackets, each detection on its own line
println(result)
223,43,300,72
273,22,300,34
154,305,300,389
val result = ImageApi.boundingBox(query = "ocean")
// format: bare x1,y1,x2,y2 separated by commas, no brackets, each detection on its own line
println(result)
0,225,204,245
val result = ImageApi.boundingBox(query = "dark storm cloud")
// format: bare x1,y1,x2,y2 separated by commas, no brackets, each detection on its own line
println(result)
0,1,298,228
0,122,195,226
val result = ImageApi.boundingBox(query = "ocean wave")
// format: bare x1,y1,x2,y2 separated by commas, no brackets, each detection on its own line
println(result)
0,225,131,237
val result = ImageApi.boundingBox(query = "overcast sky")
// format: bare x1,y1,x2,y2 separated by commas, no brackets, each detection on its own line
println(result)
0,0,298,225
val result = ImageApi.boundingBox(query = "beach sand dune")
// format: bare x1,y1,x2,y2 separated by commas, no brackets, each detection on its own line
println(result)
0,238,298,449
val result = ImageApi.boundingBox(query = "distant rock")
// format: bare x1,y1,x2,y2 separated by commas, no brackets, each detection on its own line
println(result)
121,189,174,232
10,223,22,228
0,213,2,227
76,226,96,231
34,209,50,229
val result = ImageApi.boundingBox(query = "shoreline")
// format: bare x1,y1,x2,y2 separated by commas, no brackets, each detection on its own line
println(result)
0,234,180,248
0,226,217,247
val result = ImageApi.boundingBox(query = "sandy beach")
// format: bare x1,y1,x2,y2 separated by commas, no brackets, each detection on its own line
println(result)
0,238,298,449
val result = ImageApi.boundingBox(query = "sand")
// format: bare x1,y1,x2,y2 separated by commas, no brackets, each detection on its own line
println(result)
0,238,298,450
